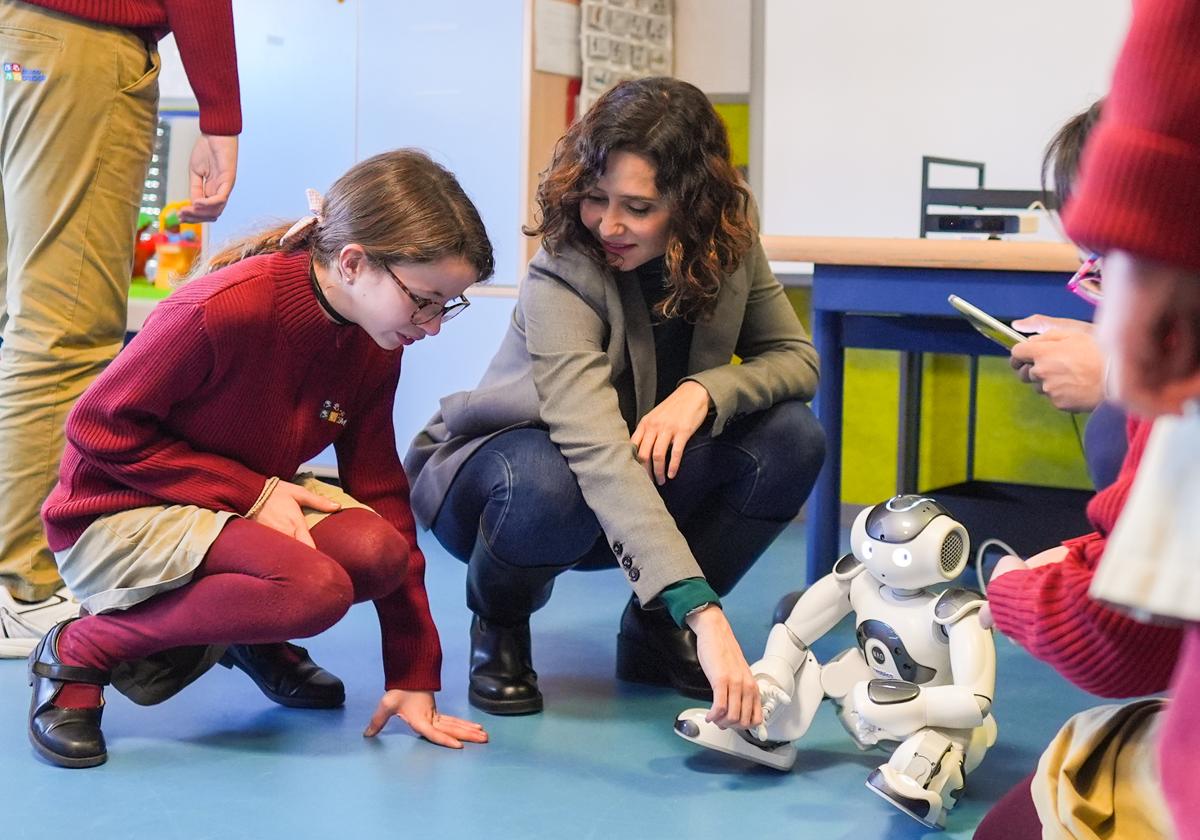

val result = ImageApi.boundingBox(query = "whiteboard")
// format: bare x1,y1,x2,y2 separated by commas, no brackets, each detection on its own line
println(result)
760,1,1131,239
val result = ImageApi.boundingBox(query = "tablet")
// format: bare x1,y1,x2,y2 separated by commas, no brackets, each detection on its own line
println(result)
947,295,1027,350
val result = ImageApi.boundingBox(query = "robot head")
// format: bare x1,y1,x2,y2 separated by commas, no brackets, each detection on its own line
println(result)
850,495,969,589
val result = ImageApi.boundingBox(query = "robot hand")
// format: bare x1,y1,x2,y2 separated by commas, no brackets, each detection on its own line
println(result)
854,679,987,738
853,679,927,739
838,701,885,747
750,680,792,741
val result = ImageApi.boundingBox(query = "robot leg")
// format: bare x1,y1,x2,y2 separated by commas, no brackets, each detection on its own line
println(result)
674,650,823,771
864,727,970,829
820,648,881,749
964,714,997,776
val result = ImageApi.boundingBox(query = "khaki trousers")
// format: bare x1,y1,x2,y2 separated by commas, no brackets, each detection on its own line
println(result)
0,0,159,601
1033,699,1173,840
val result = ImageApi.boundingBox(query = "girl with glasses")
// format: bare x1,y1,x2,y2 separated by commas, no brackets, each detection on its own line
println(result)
405,78,825,731
28,149,492,768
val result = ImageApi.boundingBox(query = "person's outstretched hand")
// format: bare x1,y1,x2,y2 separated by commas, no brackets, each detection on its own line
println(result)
363,689,489,749
687,605,762,731
250,480,340,548
179,134,239,222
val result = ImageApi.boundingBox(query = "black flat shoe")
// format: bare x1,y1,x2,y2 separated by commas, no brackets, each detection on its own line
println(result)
27,619,110,769
219,642,344,709
468,615,543,715
615,597,713,701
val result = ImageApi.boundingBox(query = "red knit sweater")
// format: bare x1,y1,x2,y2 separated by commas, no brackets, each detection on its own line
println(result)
25,0,241,135
42,251,439,691
986,417,1181,697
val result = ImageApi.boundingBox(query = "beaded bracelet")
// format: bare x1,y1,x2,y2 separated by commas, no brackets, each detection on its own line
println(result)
246,476,281,518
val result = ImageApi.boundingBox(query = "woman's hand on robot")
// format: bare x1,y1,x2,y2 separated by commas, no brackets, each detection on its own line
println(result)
363,689,489,749
631,381,712,485
686,605,763,730
250,480,341,548
751,682,792,740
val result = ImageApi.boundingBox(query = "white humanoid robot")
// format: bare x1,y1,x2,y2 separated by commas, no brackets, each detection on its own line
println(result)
675,495,997,830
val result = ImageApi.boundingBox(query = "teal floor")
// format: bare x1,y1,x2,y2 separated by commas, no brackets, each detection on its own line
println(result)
0,523,1099,840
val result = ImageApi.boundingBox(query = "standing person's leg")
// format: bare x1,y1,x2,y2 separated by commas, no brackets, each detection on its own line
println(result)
432,428,601,715
0,4,159,610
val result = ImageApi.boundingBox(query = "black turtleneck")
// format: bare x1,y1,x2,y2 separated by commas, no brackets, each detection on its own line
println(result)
636,256,694,406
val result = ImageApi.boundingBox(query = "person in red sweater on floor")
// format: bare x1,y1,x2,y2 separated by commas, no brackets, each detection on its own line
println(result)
973,414,1182,839
976,0,1200,836
1061,0,1200,837
0,0,241,651
27,149,493,768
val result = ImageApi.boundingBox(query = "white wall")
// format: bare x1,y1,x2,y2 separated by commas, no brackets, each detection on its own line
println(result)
156,1,526,469
674,0,750,96
206,0,524,288
760,1,1130,238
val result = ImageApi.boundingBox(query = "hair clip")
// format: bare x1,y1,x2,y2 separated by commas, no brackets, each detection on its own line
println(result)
279,188,326,248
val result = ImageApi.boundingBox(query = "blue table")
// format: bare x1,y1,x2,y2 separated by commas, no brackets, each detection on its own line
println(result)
764,237,1092,582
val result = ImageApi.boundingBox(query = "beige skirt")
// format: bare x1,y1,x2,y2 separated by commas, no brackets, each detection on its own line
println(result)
55,474,371,616
1032,698,1173,840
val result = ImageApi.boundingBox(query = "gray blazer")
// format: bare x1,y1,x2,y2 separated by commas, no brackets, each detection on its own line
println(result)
405,239,819,603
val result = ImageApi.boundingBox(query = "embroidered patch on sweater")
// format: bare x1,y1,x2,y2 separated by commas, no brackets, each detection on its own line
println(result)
320,400,348,426
3,63,46,82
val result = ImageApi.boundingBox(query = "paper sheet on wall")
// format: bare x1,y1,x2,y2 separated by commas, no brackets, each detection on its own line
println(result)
535,0,583,77
579,0,673,114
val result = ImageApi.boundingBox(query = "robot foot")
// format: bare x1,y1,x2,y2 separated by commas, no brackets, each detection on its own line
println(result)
673,708,797,772
865,765,948,830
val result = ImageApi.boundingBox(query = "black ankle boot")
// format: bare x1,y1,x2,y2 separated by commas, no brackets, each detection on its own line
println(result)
219,642,344,709
615,597,712,700
468,614,543,715
464,528,560,715
28,618,110,769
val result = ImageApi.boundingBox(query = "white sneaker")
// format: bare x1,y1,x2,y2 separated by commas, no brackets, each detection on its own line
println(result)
0,586,80,658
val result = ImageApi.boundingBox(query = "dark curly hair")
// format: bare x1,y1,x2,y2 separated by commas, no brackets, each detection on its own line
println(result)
526,77,756,321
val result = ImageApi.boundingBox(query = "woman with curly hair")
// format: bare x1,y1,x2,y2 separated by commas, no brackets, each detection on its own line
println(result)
405,77,825,726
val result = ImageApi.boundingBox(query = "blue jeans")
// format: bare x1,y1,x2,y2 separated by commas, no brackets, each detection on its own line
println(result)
431,400,825,619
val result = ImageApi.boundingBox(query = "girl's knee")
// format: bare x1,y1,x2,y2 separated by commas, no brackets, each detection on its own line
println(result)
348,522,412,602
311,509,411,602
287,558,355,636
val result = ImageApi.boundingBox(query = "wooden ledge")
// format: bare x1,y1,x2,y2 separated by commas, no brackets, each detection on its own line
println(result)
761,235,1081,273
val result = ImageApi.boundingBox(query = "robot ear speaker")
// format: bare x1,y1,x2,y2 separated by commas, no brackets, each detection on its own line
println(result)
939,528,968,578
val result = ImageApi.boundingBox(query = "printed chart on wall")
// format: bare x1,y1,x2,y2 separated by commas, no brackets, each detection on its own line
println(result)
580,0,672,113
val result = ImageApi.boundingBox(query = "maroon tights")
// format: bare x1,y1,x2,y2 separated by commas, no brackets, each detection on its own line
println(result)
55,509,408,707
973,772,1042,839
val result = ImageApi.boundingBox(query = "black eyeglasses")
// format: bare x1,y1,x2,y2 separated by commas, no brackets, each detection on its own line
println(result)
384,264,471,326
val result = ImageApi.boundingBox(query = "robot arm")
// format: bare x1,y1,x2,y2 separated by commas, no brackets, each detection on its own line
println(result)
853,591,995,737
943,604,996,718
752,562,855,691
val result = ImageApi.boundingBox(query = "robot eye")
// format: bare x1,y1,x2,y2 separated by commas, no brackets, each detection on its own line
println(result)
892,548,913,567
860,540,874,560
